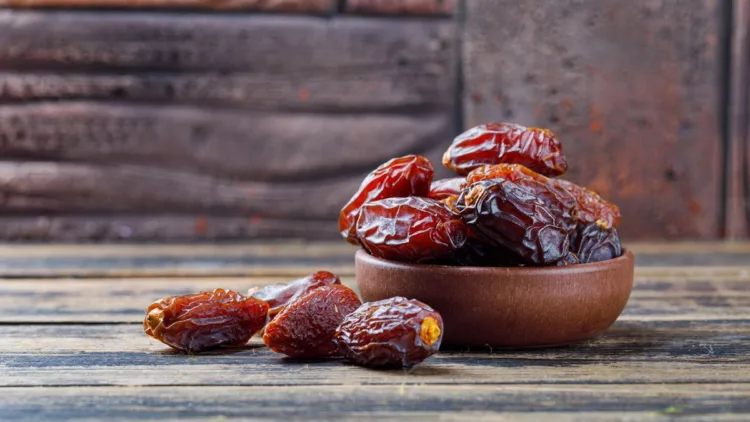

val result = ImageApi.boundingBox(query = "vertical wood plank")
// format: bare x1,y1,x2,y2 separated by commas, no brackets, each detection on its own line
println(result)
727,0,750,238
463,0,725,240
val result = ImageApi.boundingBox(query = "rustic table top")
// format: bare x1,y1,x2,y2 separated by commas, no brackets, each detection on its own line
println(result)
1,241,749,421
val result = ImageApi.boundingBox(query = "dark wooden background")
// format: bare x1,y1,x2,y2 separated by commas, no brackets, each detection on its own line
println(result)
0,0,747,241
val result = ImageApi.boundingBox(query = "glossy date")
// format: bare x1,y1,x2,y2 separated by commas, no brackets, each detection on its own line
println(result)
144,289,268,353
457,179,575,265
553,179,621,230
428,177,465,200
442,123,568,176
339,155,434,245
572,224,622,264
250,271,341,319
356,197,468,263
263,285,361,358
333,297,443,368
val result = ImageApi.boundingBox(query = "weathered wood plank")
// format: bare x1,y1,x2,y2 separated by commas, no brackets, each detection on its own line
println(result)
727,0,750,238
0,105,451,181
1,385,749,421
0,0,334,11
0,275,747,323
345,0,457,15
3,320,749,362
463,0,724,240
0,12,455,73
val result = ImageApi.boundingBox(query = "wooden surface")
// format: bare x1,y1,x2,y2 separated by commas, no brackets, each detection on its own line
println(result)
727,0,750,238
0,0,335,11
463,0,726,240
1,242,749,420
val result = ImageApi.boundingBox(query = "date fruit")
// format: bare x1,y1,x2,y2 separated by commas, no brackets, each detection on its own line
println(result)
263,284,361,358
333,297,443,368
250,271,341,319
144,289,268,353
428,177,465,200
356,197,468,263
553,179,621,229
457,179,574,265
443,123,568,176
465,164,578,224
572,224,622,264
339,155,434,245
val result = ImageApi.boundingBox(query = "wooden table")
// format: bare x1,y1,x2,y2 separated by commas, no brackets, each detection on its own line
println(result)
1,242,749,421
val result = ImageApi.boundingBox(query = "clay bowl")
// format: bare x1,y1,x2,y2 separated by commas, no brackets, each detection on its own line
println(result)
355,248,634,349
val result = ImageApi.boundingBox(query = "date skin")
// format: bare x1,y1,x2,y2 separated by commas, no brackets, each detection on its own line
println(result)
356,197,468,263
457,179,574,265
442,123,568,176
263,285,361,358
553,179,621,229
465,164,578,226
333,297,444,368
144,289,268,353
428,177,465,200
249,271,341,319
339,155,434,245
572,224,622,263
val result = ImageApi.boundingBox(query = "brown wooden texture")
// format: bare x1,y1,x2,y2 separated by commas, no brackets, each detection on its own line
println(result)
727,0,750,238
345,0,457,15
0,12,457,240
462,0,725,240
0,242,749,420
0,0,334,11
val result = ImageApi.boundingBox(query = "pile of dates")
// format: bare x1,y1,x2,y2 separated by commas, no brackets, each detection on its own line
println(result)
144,271,443,368
339,122,622,266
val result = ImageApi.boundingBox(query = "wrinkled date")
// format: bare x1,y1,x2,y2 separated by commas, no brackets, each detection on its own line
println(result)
339,155,434,245
263,285,361,358
457,180,575,265
442,123,568,176
250,271,341,319
356,197,468,263
144,289,268,353
553,179,621,230
555,251,580,266
465,164,578,225
428,177,465,200
572,224,622,264
333,297,444,368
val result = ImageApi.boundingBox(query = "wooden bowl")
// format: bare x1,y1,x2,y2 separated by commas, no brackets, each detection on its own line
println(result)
355,249,635,349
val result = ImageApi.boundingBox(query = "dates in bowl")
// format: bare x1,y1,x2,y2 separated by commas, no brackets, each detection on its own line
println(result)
341,122,635,348
339,122,622,267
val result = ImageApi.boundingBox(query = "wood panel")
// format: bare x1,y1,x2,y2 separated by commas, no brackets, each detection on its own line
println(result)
727,0,750,238
0,12,458,240
1,385,748,421
0,0,334,11
463,0,725,240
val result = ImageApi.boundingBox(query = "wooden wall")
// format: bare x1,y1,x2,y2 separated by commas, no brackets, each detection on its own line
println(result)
0,0,746,241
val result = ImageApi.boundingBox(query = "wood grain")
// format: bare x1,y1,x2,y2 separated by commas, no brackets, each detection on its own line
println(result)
462,0,725,240
1,385,748,421
0,0,334,11
727,0,750,238
0,273,748,323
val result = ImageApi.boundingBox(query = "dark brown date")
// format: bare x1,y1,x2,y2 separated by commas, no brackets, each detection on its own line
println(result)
440,194,460,213
465,164,578,223
446,240,524,267
442,123,568,176
555,251,580,266
428,177,465,200
263,284,361,358
333,297,443,368
144,289,268,353
249,271,341,319
356,197,468,263
572,224,622,263
553,179,621,229
339,155,434,245
457,179,575,265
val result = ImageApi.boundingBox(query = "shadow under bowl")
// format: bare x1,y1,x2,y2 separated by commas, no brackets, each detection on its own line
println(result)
355,248,635,349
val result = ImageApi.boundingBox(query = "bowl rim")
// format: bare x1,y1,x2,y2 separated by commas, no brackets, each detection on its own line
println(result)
356,248,634,276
